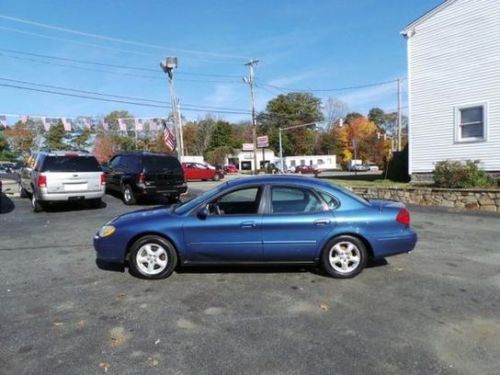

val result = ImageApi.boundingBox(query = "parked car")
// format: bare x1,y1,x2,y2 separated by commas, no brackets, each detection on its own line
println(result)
19,151,105,212
295,165,320,175
224,164,238,174
367,163,380,172
350,164,370,172
103,152,187,205
182,162,224,182
94,175,417,280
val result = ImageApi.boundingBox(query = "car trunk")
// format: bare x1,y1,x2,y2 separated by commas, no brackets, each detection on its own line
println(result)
46,172,102,193
369,199,406,211
142,155,184,191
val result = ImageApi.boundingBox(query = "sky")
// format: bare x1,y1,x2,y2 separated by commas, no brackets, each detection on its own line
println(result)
0,0,443,124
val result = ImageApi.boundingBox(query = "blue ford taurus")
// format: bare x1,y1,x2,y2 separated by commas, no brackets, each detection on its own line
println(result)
94,176,417,279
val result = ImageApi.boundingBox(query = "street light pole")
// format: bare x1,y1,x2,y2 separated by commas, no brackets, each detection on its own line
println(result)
278,122,316,173
161,57,184,159
244,59,259,174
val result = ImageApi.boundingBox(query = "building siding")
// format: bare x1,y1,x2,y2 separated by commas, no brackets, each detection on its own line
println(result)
407,0,500,174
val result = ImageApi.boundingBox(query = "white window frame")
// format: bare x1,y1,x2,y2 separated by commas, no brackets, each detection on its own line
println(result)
454,103,488,143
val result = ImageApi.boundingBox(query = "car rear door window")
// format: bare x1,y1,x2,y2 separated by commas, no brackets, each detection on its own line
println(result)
271,186,325,214
143,155,181,172
41,156,101,172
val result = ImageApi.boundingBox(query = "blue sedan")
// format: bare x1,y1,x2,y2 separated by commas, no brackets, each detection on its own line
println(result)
94,176,417,279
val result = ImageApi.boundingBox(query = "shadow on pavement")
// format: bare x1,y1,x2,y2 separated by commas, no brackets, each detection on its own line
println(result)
41,200,107,213
96,259,125,273
0,194,15,214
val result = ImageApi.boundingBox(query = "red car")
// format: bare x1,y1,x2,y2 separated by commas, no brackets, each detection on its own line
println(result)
224,164,239,174
295,165,320,175
182,163,224,181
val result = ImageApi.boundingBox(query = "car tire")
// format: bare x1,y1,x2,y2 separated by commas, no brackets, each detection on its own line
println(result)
89,198,102,209
321,235,368,278
122,184,136,205
19,184,28,198
129,235,178,280
31,194,44,213
212,173,220,182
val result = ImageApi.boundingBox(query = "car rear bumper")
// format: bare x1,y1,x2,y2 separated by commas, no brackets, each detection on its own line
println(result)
39,190,105,201
371,230,418,259
138,183,188,196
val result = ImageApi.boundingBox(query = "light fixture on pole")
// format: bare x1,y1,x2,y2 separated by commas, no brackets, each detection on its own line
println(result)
278,122,317,173
243,59,259,174
161,57,184,158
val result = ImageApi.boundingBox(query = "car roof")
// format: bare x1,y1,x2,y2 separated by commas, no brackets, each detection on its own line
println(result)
225,175,338,191
38,150,92,157
114,152,176,157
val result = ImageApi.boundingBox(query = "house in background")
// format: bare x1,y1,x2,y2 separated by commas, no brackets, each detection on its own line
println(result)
402,0,500,181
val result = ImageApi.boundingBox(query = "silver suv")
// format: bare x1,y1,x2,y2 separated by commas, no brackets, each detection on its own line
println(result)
20,151,105,212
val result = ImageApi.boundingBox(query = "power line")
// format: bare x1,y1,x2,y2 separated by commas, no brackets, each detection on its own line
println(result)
256,78,404,93
0,47,242,78
0,80,252,115
0,52,243,84
0,13,250,61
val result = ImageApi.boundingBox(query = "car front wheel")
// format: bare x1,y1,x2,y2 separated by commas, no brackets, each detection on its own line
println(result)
129,235,178,279
321,235,368,278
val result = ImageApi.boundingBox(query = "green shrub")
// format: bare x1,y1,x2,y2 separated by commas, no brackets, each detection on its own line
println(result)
433,160,493,188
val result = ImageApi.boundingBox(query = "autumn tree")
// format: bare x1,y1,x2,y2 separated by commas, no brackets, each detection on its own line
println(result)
4,121,35,155
92,134,116,164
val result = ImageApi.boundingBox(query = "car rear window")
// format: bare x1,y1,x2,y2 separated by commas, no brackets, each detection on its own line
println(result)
41,155,101,172
143,155,181,172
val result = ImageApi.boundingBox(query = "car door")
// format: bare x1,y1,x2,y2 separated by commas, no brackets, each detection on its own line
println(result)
261,185,335,261
182,186,264,262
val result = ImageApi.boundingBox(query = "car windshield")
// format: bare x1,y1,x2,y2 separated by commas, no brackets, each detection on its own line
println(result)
41,156,101,172
174,183,227,215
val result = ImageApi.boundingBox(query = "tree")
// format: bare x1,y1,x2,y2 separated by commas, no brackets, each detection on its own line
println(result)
104,110,133,132
209,121,233,150
205,146,234,165
323,97,348,129
258,92,323,156
45,121,67,150
72,128,92,149
93,134,116,164
4,121,35,154
368,107,386,126
344,112,364,125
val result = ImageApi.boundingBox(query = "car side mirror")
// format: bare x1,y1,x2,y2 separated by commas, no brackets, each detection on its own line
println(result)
197,206,209,220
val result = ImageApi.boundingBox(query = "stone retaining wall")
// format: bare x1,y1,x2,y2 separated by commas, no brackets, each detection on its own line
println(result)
351,187,500,213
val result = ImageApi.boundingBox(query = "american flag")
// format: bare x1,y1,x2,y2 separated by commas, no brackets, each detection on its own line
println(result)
162,121,176,152
134,118,143,131
41,117,50,131
61,117,72,131
118,118,127,131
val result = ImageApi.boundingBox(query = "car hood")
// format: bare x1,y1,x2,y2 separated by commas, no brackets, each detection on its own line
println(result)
111,206,175,225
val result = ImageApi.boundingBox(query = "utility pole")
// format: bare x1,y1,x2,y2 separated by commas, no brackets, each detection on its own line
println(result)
244,59,259,174
397,78,402,152
161,57,184,159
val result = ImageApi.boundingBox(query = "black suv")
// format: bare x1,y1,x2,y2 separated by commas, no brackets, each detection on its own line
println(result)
103,152,187,205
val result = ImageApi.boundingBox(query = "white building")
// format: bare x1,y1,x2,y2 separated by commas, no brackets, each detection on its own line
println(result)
402,0,500,180
282,155,337,171
228,149,276,171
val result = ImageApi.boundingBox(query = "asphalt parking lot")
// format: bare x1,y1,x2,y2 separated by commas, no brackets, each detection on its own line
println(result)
1,180,499,375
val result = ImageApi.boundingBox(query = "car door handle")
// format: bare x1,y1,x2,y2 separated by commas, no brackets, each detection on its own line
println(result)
240,221,257,228
314,219,331,226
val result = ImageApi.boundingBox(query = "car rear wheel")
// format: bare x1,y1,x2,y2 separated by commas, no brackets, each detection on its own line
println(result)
212,173,220,181
129,235,178,279
88,198,102,209
321,235,368,278
122,184,136,205
31,194,44,213
19,184,28,198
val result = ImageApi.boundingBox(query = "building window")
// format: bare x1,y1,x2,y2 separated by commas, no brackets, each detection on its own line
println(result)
290,160,296,167
456,105,487,142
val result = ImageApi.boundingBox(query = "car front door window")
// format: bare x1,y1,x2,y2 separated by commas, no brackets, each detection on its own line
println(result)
209,187,262,215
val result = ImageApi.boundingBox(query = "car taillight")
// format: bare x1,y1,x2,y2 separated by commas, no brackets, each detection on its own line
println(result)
37,175,47,187
396,208,411,226
137,172,145,184
100,173,106,185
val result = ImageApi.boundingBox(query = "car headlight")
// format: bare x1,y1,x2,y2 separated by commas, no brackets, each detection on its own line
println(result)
99,225,116,238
